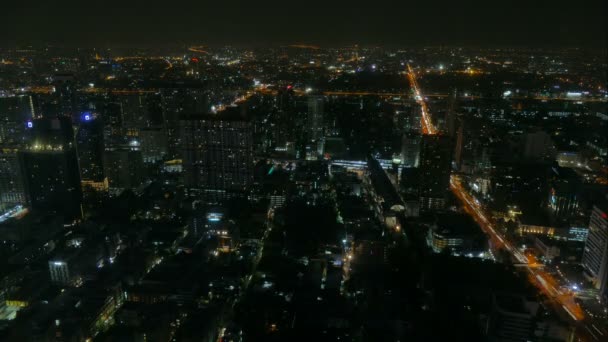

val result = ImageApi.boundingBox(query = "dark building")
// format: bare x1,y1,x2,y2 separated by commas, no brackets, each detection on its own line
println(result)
419,134,452,212
401,131,421,167
76,114,108,209
277,86,296,112
118,94,147,130
444,90,458,137
523,130,556,161
19,117,82,219
76,114,105,183
490,161,549,214
145,93,165,127
162,89,209,159
0,95,34,145
267,108,297,156
139,127,168,163
427,213,487,256
52,73,78,118
486,293,539,342
101,101,125,148
25,115,75,147
454,118,464,171
180,108,253,201
307,95,324,142
103,149,144,195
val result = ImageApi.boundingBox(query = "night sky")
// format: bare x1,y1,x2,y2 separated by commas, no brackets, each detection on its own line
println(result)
1,0,606,47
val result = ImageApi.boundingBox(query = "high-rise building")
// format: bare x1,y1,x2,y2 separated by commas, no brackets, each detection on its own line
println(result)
268,109,296,156
19,117,82,219
119,94,147,129
401,132,421,167
162,89,209,159
144,93,165,128
139,127,168,163
0,95,34,144
25,115,74,146
48,260,71,285
445,89,458,137
161,89,183,159
103,149,144,195
407,106,422,132
419,134,452,212
52,73,77,118
523,130,556,161
277,86,296,112
486,293,539,341
0,147,25,211
180,108,253,201
76,114,105,183
582,205,608,292
76,114,108,210
100,101,126,149
307,96,324,142
454,118,464,171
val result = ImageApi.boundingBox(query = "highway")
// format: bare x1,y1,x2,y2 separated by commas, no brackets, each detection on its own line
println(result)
450,176,584,319
450,175,608,341
406,64,602,340
406,64,436,135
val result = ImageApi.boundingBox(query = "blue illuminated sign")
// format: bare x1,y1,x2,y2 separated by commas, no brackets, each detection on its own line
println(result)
206,213,223,222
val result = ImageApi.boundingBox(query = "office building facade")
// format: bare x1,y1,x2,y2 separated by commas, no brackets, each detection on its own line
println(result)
418,134,452,212
180,110,253,201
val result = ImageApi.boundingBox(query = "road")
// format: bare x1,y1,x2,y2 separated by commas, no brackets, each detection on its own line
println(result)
406,64,601,340
322,91,606,103
450,175,608,341
406,64,437,135
450,176,583,316
188,46,209,54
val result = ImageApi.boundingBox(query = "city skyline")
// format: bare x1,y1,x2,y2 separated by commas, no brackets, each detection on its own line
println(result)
0,8,606,340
